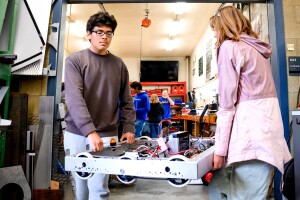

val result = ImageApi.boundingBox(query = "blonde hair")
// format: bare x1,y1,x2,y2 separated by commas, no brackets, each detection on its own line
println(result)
210,6,258,47
150,94,160,103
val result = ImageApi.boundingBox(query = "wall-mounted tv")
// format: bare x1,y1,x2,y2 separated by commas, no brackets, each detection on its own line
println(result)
140,61,179,82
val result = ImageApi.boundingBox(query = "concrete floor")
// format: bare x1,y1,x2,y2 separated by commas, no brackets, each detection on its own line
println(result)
64,177,210,200
109,178,209,200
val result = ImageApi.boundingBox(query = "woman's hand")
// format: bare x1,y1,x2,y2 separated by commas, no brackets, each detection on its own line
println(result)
212,154,225,170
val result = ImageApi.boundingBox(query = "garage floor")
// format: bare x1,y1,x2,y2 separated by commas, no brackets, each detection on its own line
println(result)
64,177,210,200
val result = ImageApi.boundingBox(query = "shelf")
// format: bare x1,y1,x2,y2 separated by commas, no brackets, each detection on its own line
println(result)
138,82,186,86
131,93,185,97
130,81,187,102
171,105,181,109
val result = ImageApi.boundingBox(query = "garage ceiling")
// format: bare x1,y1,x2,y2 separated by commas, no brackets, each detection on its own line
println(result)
64,3,221,58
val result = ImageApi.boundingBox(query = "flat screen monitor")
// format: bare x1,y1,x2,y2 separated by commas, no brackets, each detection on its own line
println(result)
140,61,179,82
180,102,194,109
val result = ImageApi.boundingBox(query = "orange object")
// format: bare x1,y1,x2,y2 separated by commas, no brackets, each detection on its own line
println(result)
171,86,178,94
179,86,184,94
209,114,217,124
142,18,151,28
110,138,117,146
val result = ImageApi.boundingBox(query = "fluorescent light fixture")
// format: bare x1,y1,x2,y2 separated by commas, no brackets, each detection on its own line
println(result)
69,20,86,39
169,19,180,36
164,38,177,51
172,2,187,15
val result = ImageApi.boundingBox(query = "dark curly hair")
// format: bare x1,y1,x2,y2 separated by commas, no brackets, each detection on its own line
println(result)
86,12,117,33
130,81,142,90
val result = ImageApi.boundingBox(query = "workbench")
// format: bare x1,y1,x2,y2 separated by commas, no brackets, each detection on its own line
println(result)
174,114,216,137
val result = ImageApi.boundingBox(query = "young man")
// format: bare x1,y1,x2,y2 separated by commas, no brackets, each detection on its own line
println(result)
159,89,175,120
159,89,175,135
130,81,150,137
64,12,136,200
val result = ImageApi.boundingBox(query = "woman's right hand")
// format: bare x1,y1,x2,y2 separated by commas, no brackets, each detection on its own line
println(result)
212,154,225,170
87,131,104,152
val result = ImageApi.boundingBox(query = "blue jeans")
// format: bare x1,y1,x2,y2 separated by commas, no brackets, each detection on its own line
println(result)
64,131,112,200
208,160,273,200
143,121,151,137
135,119,146,137
149,122,161,138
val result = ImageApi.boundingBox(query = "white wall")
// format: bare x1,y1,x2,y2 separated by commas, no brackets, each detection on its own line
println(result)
190,26,218,88
62,49,70,82
187,3,269,108
189,26,218,107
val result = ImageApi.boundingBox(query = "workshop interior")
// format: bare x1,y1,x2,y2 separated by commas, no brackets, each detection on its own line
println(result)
0,0,298,200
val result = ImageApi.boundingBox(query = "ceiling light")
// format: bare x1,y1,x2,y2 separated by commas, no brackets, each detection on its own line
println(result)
164,37,177,51
172,2,187,15
168,19,180,36
68,19,86,39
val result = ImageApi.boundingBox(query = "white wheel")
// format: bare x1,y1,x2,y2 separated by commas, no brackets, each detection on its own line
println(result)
167,155,190,187
115,156,137,185
138,136,152,140
167,155,188,162
75,152,94,180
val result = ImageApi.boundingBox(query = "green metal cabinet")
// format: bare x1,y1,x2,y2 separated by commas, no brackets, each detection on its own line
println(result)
0,0,19,168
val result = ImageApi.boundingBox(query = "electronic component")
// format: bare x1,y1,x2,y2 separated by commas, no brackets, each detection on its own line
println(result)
167,131,190,153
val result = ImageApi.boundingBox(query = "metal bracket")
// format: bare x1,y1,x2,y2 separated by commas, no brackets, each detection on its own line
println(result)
42,63,56,76
48,23,59,51
58,103,66,119
0,165,31,200
36,120,45,158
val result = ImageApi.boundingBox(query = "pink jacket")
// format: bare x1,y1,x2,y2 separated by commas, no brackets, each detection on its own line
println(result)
215,33,291,173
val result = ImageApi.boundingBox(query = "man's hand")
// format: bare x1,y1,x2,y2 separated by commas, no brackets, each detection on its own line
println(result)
87,131,104,152
168,96,174,105
212,154,225,170
120,132,135,144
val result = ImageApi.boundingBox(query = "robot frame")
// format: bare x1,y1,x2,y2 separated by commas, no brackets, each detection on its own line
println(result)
65,131,215,187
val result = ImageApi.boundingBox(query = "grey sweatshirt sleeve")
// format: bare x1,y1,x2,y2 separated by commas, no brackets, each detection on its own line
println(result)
64,55,96,136
119,62,136,134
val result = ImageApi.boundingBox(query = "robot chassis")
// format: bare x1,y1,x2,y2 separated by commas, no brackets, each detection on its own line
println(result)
65,134,215,187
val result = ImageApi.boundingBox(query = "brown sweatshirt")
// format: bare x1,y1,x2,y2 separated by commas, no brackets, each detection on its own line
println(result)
64,49,135,137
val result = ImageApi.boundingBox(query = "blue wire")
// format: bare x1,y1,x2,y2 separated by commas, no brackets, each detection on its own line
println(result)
57,160,67,175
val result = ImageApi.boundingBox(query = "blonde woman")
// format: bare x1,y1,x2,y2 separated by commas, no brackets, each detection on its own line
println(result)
148,94,164,138
208,6,291,200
